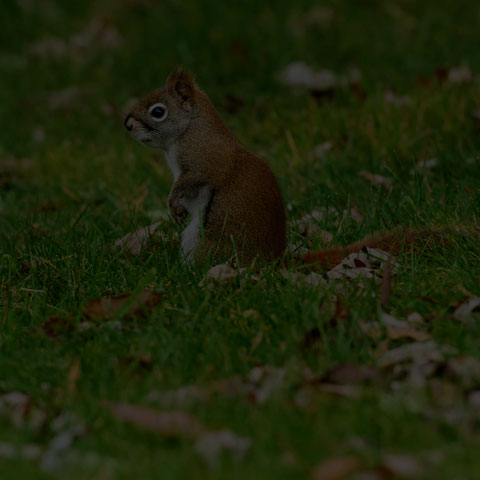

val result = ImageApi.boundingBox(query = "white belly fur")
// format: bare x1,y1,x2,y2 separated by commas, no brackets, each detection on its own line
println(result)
181,187,211,262
165,144,181,181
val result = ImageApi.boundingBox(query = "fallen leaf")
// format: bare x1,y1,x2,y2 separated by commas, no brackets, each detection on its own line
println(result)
278,61,337,91
409,158,438,175
358,171,393,191
281,270,327,287
447,356,480,389
313,141,334,159
345,206,363,224
319,363,378,386
145,386,209,408
216,366,286,405
83,290,164,320
200,263,238,286
107,403,204,438
41,413,87,472
453,297,480,322
195,430,251,466
115,221,167,255
446,65,472,84
242,309,261,319
384,90,412,107
382,453,423,478
381,312,430,341
312,456,362,480
327,249,396,281
378,341,457,369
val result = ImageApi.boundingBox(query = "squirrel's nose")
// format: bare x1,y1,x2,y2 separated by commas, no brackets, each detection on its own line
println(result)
124,114,133,131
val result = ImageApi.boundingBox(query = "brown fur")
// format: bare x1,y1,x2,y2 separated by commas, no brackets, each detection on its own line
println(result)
125,69,456,268
125,69,286,263
301,228,450,270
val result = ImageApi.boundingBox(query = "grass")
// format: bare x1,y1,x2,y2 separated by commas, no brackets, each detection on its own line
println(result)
1,0,480,478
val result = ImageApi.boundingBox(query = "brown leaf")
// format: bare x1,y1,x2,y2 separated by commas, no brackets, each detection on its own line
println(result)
384,90,412,107
378,341,457,369
83,290,163,320
381,453,423,478
107,403,204,438
146,386,209,408
358,171,393,191
115,221,167,255
453,297,480,322
320,363,378,386
381,312,430,341
195,430,251,466
409,158,438,175
312,456,362,480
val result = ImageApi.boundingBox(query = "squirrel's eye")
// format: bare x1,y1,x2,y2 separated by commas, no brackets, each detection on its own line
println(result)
148,103,167,121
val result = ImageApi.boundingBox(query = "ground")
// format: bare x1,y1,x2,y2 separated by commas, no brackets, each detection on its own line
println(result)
1,1,480,479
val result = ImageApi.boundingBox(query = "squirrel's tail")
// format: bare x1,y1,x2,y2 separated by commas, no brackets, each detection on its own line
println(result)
300,227,450,270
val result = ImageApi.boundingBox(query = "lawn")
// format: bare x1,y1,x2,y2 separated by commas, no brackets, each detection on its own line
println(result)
1,1,480,478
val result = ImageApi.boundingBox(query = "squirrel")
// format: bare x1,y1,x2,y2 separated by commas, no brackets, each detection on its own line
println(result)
124,68,449,268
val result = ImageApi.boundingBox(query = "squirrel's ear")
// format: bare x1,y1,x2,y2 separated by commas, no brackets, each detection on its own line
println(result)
165,68,196,110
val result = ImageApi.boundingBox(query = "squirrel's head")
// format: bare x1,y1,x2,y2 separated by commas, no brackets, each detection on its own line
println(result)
124,69,197,149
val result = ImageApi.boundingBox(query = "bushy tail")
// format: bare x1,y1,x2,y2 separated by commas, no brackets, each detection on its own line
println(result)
301,227,451,270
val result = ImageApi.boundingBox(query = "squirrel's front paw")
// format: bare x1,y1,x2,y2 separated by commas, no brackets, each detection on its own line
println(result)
168,195,188,224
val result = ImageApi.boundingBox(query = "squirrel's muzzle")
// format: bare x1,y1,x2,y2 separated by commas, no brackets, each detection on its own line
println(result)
124,114,133,131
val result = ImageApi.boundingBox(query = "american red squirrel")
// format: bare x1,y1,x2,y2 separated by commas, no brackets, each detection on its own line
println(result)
124,69,445,267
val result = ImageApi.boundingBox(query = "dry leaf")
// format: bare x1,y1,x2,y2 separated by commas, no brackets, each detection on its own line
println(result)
345,207,363,224
312,456,361,480
382,453,423,478
453,297,480,322
384,90,412,107
358,171,393,191
281,271,327,287
409,158,438,175
381,312,430,341
446,65,472,84
200,263,238,286
314,141,334,159
406,312,426,325
0,443,42,460
145,386,209,408
447,356,480,388
41,414,87,472
242,309,260,319
216,366,286,405
195,430,251,466
327,249,395,281
320,363,378,386
378,341,457,368
83,290,164,319
278,61,337,91
108,403,204,438
115,221,166,255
